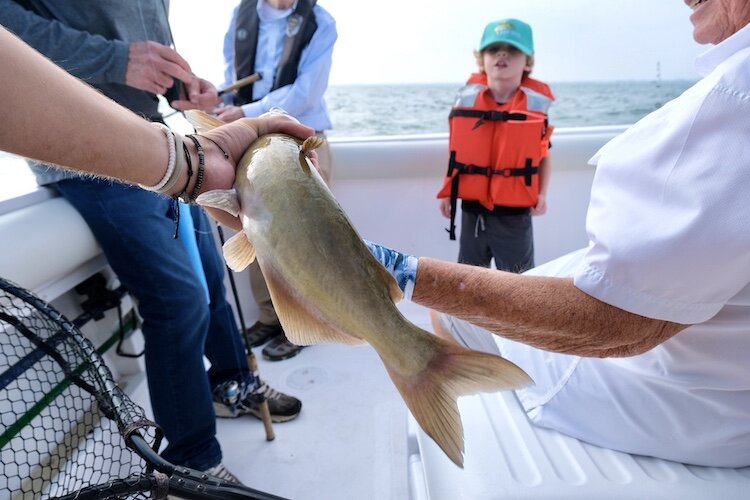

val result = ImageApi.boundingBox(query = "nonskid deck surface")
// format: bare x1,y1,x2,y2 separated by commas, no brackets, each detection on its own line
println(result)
129,302,432,500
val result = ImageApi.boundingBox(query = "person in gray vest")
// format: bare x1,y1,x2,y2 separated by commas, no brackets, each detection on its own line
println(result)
216,0,337,361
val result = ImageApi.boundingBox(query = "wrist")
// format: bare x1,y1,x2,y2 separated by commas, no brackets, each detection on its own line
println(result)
401,254,419,301
164,134,230,200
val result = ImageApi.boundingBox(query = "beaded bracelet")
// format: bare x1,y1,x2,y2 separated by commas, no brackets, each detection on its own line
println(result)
140,123,176,191
185,134,205,202
176,142,194,203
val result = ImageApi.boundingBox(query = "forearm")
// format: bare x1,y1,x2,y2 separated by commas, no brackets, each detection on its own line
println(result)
0,27,166,184
0,0,127,83
412,257,687,357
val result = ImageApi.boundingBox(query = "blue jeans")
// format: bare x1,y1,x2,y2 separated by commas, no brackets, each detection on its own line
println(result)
56,177,252,470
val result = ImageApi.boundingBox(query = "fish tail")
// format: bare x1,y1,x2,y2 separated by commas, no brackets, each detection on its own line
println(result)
383,334,532,468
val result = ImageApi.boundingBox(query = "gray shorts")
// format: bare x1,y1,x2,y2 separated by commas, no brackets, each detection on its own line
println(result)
458,210,534,273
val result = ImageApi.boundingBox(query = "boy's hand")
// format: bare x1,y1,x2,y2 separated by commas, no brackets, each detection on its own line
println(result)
531,193,547,216
438,198,451,218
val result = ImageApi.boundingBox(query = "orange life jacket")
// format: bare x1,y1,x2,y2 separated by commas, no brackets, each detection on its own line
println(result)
437,74,555,239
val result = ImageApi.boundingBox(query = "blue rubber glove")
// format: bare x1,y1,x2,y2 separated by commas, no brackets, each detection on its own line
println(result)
364,240,418,301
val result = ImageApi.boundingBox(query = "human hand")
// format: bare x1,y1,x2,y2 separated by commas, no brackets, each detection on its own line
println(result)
438,198,451,218
363,240,418,301
171,76,220,112
214,105,246,123
126,41,193,95
531,193,547,216
194,113,316,230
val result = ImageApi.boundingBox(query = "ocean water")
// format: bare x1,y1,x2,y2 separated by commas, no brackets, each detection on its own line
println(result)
1,80,697,195
324,80,697,138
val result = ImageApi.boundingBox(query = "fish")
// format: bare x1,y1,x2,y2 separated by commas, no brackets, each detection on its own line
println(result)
187,111,533,468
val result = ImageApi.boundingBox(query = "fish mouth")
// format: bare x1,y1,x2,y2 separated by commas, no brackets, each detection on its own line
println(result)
687,0,708,10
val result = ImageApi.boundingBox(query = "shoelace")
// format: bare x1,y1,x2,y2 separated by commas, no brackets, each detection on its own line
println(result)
250,380,282,400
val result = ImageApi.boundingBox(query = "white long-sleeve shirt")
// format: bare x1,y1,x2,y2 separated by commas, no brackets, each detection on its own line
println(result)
222,0,337,131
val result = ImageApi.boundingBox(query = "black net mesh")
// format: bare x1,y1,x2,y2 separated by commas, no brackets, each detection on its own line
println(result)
0,277,163,499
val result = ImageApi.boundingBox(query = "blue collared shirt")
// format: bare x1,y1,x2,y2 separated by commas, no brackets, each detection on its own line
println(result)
222,1,337,131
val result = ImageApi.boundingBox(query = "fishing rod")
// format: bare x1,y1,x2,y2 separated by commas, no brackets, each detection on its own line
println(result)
218,73,262,97
215,223,275,442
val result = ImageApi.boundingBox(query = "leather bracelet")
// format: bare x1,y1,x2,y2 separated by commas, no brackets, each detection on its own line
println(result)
185,134,205,202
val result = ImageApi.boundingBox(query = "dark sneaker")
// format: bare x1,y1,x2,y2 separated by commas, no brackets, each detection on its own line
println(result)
204,463,242,485
213,378,302,423
262,334,305,361
245,321,283,348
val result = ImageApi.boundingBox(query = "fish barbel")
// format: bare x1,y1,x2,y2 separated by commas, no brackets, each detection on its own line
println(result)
188,111,533,467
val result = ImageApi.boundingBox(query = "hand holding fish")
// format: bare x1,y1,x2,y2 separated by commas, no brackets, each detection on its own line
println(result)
185,110,316,229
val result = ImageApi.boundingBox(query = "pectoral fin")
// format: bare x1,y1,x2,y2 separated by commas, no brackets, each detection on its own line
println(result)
222,231,256,272
262,265,365,346
195,189,240,217
367,250,404,303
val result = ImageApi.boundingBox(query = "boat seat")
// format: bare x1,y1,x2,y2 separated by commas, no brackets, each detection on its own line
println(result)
407,390,750,499
0,193,104,301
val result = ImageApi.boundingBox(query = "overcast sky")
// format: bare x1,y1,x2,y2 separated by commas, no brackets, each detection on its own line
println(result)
170,0,706,86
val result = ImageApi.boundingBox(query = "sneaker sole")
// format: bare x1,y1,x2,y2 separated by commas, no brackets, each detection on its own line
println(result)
213,402,300,423
247,407,301,423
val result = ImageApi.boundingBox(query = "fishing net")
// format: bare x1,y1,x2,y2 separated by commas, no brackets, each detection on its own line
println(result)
0,277,162,499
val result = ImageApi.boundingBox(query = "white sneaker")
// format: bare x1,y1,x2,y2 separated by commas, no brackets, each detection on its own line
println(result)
204,462,242,485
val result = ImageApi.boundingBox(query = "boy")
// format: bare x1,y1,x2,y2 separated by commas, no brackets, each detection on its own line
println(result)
437,18,554,273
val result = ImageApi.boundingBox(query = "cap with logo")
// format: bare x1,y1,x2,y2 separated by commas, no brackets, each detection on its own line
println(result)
479,18,534,55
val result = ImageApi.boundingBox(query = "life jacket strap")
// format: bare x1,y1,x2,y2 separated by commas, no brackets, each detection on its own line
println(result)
450,109,529,130
448,155,538,186
449,109,529,121
446,151,459,240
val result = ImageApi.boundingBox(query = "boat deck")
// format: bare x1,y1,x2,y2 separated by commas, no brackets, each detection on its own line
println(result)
128,302,431,500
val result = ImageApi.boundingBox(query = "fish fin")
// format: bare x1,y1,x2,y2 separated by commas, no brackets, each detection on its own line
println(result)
222,231,256,272
183,110,224,132
262,267,366,346
301,135,325,154
195,189,240,217
380,265,405,303
383,332,533,468
364,251,405,303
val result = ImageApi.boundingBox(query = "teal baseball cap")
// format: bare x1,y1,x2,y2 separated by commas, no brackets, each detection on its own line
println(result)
479,19,534,55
